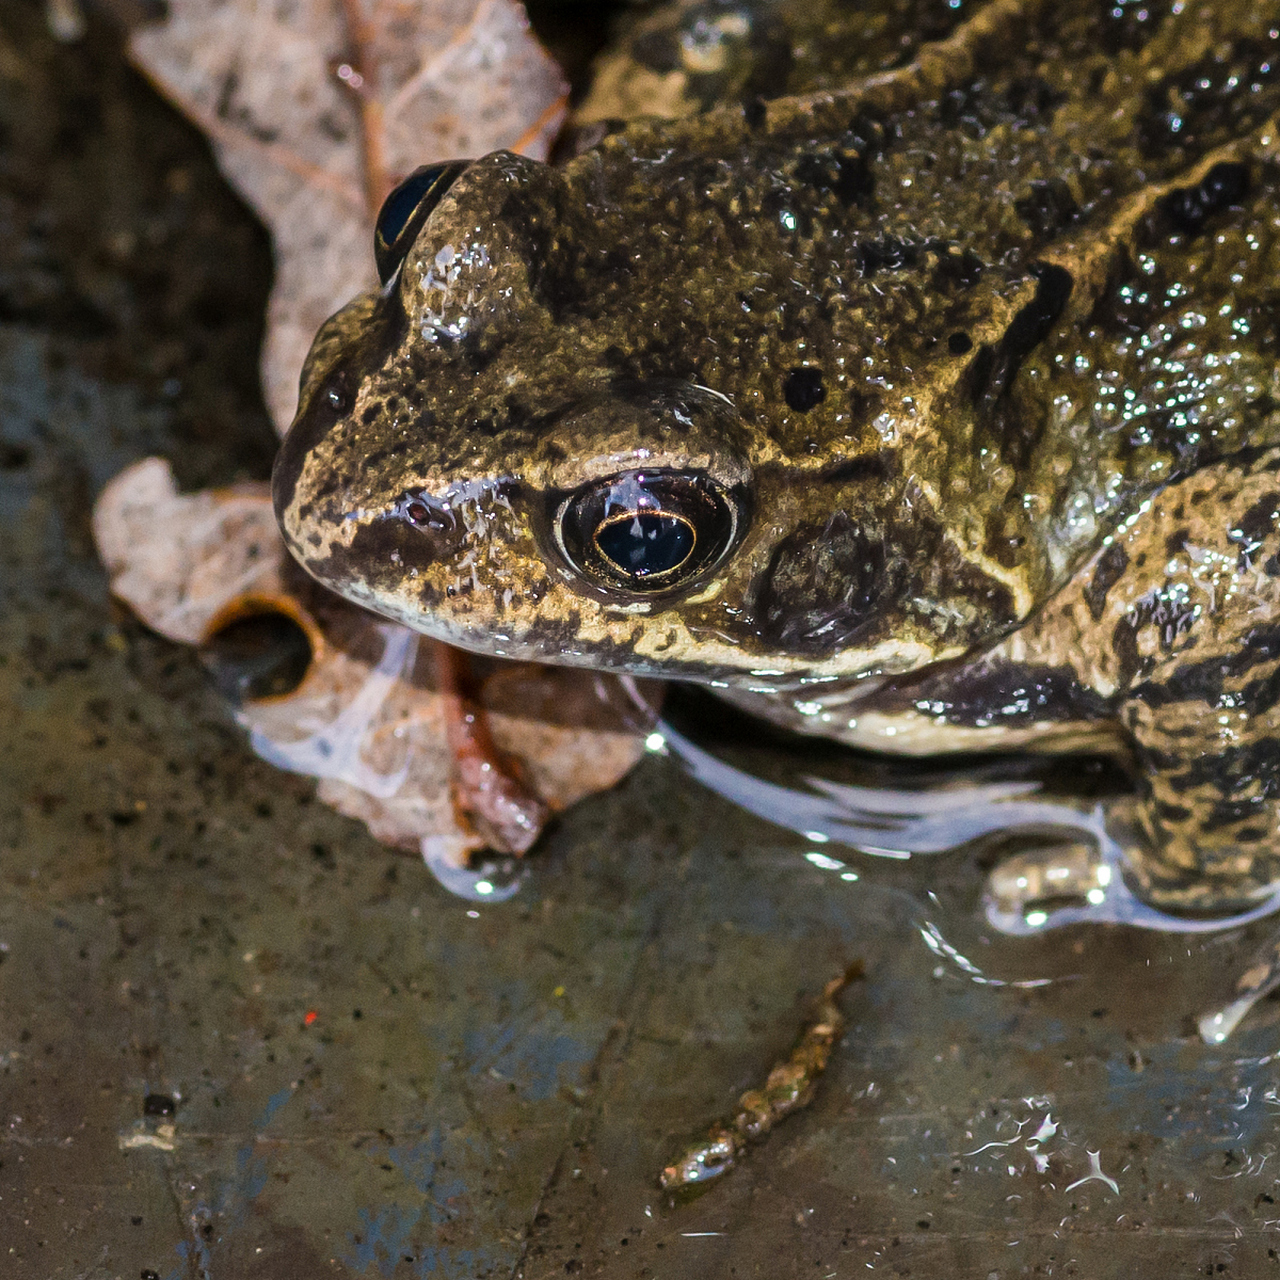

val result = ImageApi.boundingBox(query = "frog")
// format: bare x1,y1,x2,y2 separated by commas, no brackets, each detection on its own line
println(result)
273,0,1280,920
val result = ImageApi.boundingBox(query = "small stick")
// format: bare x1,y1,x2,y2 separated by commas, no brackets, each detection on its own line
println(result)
337,0,392,211
510,91,570,157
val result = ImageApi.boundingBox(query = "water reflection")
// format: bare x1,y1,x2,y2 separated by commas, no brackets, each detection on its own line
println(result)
420,845,527,903
649,687,1280,1043
412,678,1280,1042
654,715,1280,936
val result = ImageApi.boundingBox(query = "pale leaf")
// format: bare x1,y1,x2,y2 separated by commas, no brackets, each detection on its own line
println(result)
94,460,654,866
128,0,567,432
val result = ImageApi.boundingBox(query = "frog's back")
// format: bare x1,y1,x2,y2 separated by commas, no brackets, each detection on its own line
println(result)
530,0,1280,645
277,0,1280,683
578,0,990,123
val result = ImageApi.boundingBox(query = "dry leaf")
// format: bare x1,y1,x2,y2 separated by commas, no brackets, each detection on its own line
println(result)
94,460,656,872
129,0,567,431
96,4,645,874
93,457,287,644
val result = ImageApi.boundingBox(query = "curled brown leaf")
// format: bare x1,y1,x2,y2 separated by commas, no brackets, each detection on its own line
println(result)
94,459,659,870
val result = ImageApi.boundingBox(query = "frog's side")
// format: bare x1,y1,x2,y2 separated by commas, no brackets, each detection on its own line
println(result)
274,0,1280,912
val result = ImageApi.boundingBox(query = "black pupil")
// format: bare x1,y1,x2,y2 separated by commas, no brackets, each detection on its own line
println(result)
596,512,694,578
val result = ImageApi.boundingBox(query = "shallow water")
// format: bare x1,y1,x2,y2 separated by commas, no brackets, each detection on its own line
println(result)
7,4,1280,1277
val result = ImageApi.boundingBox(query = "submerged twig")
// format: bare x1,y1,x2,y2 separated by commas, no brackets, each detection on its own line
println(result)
660,962,864,1194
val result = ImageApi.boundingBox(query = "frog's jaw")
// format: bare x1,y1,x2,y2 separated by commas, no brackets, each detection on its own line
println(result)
316,563,957,689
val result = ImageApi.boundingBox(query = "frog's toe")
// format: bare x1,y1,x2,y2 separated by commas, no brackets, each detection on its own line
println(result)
981,806,1280,937
983,838,1111,927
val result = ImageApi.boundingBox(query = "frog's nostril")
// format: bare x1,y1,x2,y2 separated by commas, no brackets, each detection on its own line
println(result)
401,494,458,537
396,492,467,562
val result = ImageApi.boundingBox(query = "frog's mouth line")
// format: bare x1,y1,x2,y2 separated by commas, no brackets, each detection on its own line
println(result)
307,557,959,689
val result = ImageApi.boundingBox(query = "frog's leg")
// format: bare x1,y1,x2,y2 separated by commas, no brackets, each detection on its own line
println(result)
714,450,1280,912
1004,446,1280,913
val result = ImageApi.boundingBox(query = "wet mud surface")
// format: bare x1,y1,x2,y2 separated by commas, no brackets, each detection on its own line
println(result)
5,3,1280,1276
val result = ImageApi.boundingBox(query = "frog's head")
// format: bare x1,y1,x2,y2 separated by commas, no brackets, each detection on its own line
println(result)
274,149,1025,686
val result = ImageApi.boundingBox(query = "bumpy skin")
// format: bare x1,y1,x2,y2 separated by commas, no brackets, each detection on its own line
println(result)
275,0,1280,910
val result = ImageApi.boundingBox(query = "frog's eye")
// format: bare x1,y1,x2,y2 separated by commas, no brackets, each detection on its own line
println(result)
595,510,695,578
554,471,742,595
374,161,470,284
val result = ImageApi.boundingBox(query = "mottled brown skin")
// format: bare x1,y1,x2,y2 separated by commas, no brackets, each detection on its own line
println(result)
275,0,1280,910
